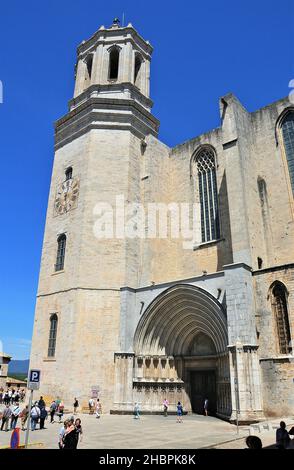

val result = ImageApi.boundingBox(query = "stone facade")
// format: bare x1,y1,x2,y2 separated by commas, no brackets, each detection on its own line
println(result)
0,353,11,389
30,20,294,422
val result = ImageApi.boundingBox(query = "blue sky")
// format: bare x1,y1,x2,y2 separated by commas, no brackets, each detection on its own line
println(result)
0,0,293,359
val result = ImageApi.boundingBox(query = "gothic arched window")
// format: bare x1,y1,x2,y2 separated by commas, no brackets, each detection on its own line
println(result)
48,314,58,357
55,234,66,271
281,111,294,194
65,167,72,181
271,282,292,354
195,146,220,242
108,47,120,80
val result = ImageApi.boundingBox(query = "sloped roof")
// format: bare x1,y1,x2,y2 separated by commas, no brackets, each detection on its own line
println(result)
6,377,27,385
0,352,11,359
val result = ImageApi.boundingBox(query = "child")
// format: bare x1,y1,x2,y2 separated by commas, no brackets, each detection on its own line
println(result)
176,401,183,423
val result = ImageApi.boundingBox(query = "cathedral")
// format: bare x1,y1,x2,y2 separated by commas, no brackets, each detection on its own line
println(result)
30,20,294,423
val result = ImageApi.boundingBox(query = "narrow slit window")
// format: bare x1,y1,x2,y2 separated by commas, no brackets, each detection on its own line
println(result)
65,167,72,181
55,234,66,271
281,111,294,194
108,48,120,80
134,54,142,88
48,314,58,357
86,55,93,79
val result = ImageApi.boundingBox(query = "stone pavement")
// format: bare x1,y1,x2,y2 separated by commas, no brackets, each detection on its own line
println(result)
212,417,294,449
0,413,246,449
0,413,293,449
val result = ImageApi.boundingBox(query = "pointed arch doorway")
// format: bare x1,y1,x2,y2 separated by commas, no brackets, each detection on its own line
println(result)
133,284,232,419
185,332,218,415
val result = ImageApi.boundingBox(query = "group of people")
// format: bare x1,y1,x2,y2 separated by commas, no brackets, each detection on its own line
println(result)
163,398,184,422
49,399,65,424
162,397,209,419
276,421,294,449
2,391,293,450
58,417,83,449
246,421,294,449
0,394,84,449
133,397,209,421
0,395,49,432
133,398,184,422
29,397,51,431
0,402,29,431
88,398,102,418
0,388,26,405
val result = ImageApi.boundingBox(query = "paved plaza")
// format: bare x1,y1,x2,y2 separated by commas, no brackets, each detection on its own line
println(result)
1,413,293,450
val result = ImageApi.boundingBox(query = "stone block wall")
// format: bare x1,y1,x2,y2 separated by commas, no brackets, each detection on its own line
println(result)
254,266,294,416
260,358,294,417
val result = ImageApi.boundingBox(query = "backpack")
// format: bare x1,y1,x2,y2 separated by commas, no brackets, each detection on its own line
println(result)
31,406,40,418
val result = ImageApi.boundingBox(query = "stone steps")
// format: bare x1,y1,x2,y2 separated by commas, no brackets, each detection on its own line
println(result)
246,419,294,435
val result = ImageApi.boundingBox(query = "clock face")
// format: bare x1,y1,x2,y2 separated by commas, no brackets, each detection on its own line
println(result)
54,177,80,215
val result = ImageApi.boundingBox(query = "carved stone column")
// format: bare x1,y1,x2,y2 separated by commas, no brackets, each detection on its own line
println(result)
113,353,134,411
229,342,264,423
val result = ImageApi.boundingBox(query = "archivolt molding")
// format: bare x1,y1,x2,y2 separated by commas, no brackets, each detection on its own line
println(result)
106,43,122,52
134,284,228,356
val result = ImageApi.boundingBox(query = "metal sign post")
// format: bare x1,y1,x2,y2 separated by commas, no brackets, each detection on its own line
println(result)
24,389,33,449
25,369,41,449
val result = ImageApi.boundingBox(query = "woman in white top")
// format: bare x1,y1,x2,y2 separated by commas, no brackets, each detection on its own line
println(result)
95,399,102,418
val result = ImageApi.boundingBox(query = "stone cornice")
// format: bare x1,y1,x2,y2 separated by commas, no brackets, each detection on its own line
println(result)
54,96,159,149
69,83,154,112
120,270,224,293
252,262,294,276
227,344,259,351
114,352,135,358
259,355,294,362
223,262,253,272
78,36,152,62
77,26,153,57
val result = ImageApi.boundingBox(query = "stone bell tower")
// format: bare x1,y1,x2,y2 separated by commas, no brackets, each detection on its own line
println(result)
66,17,158,139
74,18,151,104
29,19,159,410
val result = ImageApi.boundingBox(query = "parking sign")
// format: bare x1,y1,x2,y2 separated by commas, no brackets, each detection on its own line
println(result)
28,369,41,390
